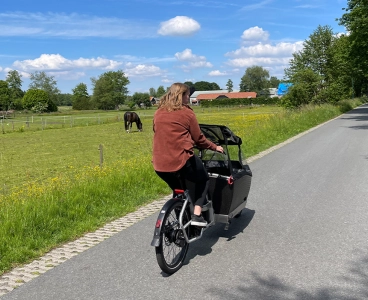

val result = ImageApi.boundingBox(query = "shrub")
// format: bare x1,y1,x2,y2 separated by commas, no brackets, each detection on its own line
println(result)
22,89,57,113
280,84,310,108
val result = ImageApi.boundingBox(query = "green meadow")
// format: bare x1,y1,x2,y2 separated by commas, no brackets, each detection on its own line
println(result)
0,100,364,275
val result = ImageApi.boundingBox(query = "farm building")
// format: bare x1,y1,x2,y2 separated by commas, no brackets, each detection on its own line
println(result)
195,91,257,104
190,90,239,105
150,96,159,105
268,88,278,96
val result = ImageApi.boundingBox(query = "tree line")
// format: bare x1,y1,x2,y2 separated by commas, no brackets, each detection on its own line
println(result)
277,1,368,107
0,0,366,111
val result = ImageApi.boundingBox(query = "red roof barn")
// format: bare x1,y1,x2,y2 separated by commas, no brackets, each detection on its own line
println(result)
196,92,257,101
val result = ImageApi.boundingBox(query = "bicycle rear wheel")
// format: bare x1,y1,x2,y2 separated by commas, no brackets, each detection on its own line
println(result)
155,201,190,274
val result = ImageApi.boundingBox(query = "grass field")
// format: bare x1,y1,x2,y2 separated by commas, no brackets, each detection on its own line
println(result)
0,100,364,274
0,105,280,192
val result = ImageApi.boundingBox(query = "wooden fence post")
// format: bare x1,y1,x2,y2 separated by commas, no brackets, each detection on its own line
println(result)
99,144,104,169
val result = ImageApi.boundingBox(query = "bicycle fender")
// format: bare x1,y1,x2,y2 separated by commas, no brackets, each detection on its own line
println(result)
151,198,180,247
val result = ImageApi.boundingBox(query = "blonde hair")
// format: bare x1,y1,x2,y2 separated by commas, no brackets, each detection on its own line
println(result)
158,83,189,111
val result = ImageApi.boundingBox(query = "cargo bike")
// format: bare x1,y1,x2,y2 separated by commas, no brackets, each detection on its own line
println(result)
151,124,252,274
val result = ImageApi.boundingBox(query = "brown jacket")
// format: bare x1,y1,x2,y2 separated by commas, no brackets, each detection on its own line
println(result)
152,106,217,172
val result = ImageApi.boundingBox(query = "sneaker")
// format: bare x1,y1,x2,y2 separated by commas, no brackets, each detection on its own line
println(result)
191,214,207,227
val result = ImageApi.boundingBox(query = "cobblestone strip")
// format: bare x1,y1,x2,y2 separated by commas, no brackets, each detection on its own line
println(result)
0,196,171,298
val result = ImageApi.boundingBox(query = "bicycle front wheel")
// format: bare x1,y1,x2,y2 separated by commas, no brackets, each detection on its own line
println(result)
155,201,190,274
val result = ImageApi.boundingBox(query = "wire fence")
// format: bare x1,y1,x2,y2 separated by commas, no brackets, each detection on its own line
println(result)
0,105,269,134
0,112,153,134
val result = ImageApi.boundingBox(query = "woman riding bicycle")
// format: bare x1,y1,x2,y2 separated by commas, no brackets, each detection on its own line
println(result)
152,83,223,227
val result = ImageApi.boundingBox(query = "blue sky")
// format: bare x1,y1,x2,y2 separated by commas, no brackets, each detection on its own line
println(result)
0,0,347,95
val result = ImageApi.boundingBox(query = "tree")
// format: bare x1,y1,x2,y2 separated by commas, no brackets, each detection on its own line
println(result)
285,25,335,85
22,89,50,112
6,70,24,109
0,80,10,111
57,93,73,106
283,25,350,106
226,79,233,92
281,69,321,107
338,1,368,97
239,66,270,93
91,70,129,110
72,83,91,110
194,81,220,91
268,76,281,88
149,87,157,97
184,81,194,88
156,86,166,98
210,82,221,90
280,84,310,108
29,71,59,111
327,34,352,98
132,92,151,108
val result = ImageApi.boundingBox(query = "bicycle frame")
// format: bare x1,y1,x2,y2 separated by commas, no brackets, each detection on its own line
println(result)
151,188,215,247
177,189,216,243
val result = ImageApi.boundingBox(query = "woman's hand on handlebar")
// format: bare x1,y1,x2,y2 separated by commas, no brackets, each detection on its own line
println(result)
216,145,224,153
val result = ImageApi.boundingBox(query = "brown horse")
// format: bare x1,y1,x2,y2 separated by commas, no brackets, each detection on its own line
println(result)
124,112,143,133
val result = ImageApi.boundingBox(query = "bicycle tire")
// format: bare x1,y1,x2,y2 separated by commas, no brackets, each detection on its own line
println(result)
155,201,190,274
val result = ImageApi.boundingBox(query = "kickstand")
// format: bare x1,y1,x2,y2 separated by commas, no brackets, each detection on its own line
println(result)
224,221,230,230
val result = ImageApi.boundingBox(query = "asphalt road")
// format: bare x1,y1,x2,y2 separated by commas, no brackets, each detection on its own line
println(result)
3,105,368,300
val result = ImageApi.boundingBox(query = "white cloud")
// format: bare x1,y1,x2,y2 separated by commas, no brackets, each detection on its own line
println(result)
175,49,199,62
3,67,30,78
188,61,213,68
208,70,227,76
125,64,163,77
175,49,193,61
224,28,304,76
175,49,212,70
13,54,122,72
227,57,292,68
115,54,176,64
73,57,121,70
226,42,303,58
241,26,269,45
158,16,200,36
9,53,167,84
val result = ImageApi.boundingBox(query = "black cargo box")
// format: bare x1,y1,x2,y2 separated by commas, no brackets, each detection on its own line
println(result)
198,124,252,215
